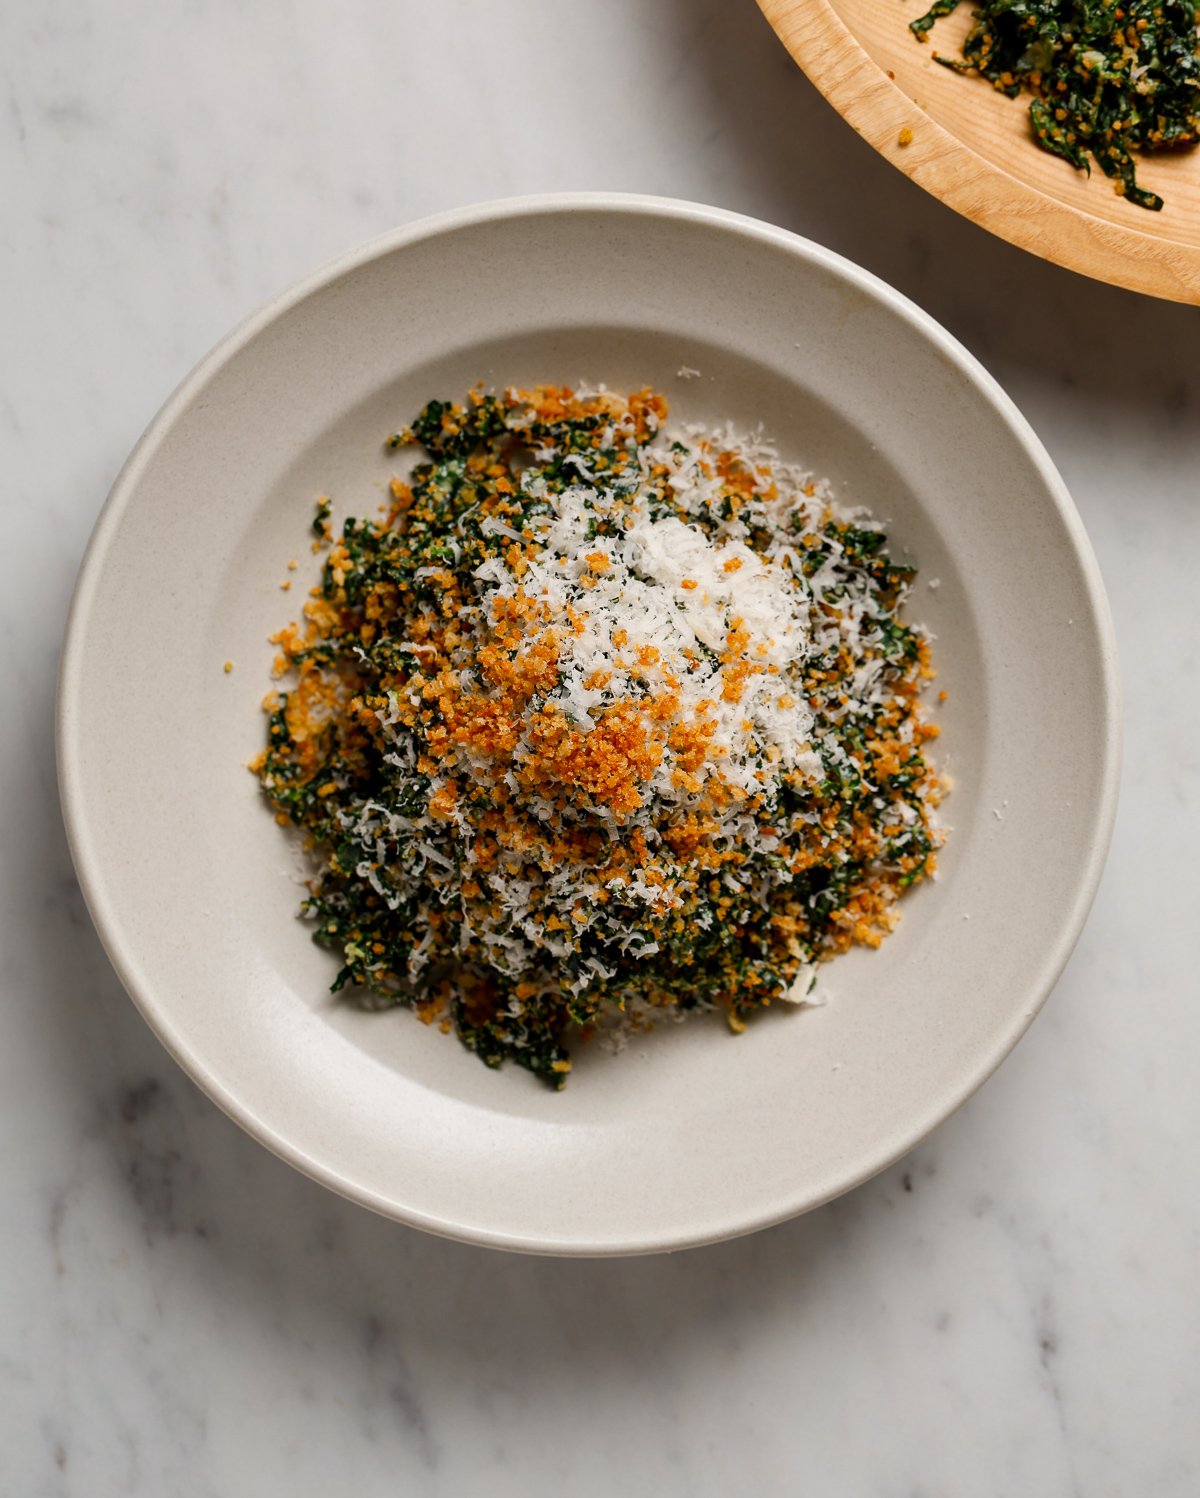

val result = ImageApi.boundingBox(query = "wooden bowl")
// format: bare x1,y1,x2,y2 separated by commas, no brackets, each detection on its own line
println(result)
758,0,1200,304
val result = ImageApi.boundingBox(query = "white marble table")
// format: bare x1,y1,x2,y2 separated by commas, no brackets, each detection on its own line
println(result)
3,1,1197,1493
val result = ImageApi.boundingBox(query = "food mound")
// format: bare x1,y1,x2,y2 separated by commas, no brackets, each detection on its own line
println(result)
254,385,945,1085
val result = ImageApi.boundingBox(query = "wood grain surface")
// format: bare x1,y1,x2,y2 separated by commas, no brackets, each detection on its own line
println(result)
758,0,1200,303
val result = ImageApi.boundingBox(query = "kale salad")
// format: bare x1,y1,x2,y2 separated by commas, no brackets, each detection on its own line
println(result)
912,0,1200,211
253,385,945,1086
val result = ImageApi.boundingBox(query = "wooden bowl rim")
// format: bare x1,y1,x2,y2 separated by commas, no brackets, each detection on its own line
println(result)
757,0,1200,305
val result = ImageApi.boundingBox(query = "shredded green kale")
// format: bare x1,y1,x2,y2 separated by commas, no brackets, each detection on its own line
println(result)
257,386,945,1086
911,0,1200,210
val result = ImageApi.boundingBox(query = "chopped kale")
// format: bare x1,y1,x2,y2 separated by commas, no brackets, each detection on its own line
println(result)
911,0,1200,210
256,386,945,1086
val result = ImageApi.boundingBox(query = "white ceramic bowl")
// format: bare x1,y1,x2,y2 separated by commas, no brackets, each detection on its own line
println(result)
58,195,1119,1255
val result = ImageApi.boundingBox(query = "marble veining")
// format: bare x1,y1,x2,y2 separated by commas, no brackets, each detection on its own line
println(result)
2,0,1198,1494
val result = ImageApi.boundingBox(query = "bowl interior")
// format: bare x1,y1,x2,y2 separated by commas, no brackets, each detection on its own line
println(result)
61,200,1116,1251
213,324,987,1118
